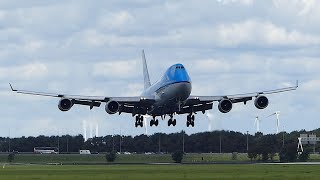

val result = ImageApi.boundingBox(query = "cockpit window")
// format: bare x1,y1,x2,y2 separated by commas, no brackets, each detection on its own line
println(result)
176,65,184,69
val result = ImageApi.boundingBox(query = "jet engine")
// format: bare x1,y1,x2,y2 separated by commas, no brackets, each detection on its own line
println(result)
218,98,233,113
105,100,120,114
58,98,73,111
254,95,269,109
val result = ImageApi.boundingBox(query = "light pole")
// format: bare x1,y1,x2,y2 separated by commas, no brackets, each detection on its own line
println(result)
158,134,161,153
8,128,11,152
112,129,115,152
182,131,185,153
66,136,69,153
219,132,222,154
246,131,249,153
119,128,122,154
282,131,285,147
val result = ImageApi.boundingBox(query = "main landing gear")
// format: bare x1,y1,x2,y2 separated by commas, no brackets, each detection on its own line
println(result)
135,115,144,127
150,117,159,127
187,114,195,127
168,115,177,126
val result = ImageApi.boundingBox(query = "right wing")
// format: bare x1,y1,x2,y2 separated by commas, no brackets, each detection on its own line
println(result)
10,83,155,114
182,81,298,114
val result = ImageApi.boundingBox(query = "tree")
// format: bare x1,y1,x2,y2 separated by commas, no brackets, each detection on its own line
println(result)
298,150,310,162
261,152,269,162
279,143,298,162
172,151,184,163
7,153,15,163
248,152,257,161
105,152,116,162
232,152,238,160
269,152,276,161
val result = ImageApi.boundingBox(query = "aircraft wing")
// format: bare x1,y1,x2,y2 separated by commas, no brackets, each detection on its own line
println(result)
9,83,155,112
184,81,298,113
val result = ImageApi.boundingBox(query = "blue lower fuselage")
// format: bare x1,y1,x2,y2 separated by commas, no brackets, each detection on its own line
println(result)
142,64,192,115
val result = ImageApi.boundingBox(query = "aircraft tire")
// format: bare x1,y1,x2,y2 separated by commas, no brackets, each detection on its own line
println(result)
173,119,177,126
155,119,159,126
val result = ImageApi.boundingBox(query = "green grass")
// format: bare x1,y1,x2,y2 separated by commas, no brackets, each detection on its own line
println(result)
0,153,251,164
1,153,320,164
0,164,320,180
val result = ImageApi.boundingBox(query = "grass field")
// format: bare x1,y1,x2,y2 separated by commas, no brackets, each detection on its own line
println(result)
0,153,254,164
0,164,320,180
2,153,320,164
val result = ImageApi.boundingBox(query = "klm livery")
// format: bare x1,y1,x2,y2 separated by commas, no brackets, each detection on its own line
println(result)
10,50,298,128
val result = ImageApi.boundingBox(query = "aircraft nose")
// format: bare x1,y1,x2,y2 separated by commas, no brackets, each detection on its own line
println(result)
174,69,191,83
176,82,192,100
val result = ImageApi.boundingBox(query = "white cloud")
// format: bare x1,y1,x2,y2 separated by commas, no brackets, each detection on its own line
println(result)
214,20,320,47
301,80,320,92
92,60,139,79
97,11,135,29
216,0,254,6
273,0,318,16
0,63,48,80
0,1,320,137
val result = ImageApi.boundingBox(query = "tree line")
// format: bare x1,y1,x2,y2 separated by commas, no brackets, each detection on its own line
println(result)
0,129,318,155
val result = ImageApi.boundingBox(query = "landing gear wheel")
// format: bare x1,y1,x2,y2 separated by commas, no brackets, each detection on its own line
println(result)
173,119,177,126
168,119,172,126
186,114,195,127
135,115,144,127
155,119,159,126
150,119,154,127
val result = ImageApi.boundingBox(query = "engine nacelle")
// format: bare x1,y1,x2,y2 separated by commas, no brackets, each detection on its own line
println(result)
254,95,269,109
218,98,233,113
58,98,73,111
105,100,120,114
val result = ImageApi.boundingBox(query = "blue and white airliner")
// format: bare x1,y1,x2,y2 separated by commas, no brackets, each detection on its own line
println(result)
10,50,298,127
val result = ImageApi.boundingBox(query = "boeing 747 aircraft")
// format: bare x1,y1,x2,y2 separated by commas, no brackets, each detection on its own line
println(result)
10,50,298,127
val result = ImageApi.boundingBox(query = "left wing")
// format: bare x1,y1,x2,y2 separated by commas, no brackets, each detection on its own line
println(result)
183,81,298,114
9,84,155,114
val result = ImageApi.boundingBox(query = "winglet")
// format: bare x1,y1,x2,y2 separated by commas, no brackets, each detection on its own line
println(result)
9,83,16,91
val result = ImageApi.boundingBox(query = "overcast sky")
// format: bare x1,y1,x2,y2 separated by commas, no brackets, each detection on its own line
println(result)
0,0,319,137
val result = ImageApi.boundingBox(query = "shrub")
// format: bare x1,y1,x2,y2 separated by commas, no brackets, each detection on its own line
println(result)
261,152,269,162
248,152,257,161
298,150,310,162
279,143,298,162
232,152,238,160
105,152,116,162
172,151,184,163
7,153,15,163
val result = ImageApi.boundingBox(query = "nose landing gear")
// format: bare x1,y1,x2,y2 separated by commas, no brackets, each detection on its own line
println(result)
168,114,177,126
